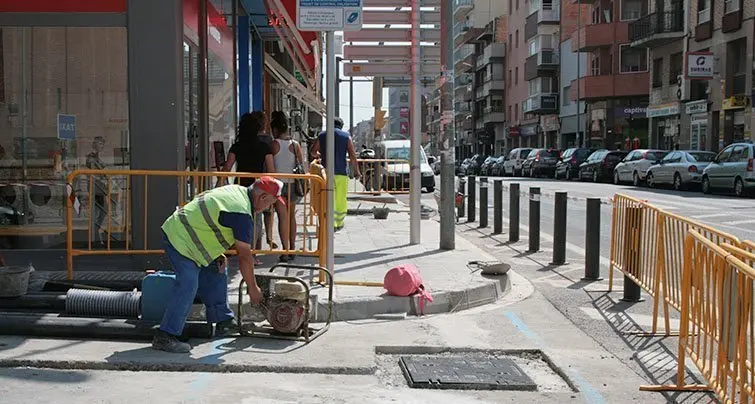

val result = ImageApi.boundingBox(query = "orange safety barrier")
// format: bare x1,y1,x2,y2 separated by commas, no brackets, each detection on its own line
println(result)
65,169,326,280
609,193,741,336
640,230,755,403
351,159,411,195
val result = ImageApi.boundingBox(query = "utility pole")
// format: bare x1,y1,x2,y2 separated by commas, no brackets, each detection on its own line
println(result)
439,0,455,250
325,33,336,276
409,0,421,245
349,76,354,133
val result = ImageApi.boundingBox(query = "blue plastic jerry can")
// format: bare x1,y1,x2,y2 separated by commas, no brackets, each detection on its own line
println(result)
141,271,177,322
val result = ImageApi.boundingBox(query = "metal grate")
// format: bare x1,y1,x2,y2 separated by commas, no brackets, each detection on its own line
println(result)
399,355,537,391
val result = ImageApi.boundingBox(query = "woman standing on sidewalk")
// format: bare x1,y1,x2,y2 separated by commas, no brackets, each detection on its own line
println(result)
271,112,303,262
222,112,274,265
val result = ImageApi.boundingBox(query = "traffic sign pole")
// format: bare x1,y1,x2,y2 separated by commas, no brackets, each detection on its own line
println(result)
325,31,336,275
439,0,455,250
409,0,421,245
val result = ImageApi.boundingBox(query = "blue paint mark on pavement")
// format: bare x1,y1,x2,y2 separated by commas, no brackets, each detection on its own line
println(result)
503,311,606,404
187,338,228,393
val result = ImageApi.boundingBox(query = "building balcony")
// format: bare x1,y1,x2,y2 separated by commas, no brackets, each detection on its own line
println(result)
571,22,629,52
454,0,474,19
522,93,558,114
524,49,559,81
569,72,650,101
526,4,560,38
455,27,486,48
482,76,506,95
475,86,485,100
454,45,475,73
483,106,506,123
629,11,685,48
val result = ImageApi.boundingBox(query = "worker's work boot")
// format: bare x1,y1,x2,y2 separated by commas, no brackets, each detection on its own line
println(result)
152,329,191,353
214,318,239,338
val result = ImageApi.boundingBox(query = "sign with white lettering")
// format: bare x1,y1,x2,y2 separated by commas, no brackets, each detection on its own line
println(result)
297,0,362,31
57,114,76,140
685,100,708,115
685,51,714,80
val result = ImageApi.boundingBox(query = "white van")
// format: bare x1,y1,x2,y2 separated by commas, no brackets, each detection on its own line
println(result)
364,140,435,192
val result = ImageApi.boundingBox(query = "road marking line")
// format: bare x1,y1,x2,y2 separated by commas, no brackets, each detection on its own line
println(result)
503,311,606,404
692,213,735,219
723,218,755,225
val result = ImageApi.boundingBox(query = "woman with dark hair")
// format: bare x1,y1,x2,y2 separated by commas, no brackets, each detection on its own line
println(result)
271,112,303,261
222,112,274,265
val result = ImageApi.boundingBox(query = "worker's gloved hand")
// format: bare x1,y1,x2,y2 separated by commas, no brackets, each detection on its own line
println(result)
248,283,264,305
215,254,227,274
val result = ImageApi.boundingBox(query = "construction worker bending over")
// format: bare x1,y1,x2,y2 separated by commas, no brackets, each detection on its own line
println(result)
153,177,286,353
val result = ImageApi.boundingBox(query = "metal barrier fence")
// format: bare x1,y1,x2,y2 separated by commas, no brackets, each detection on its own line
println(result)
350,159,411,194
641,230,755,403
609,193,741,336
65,169,326,280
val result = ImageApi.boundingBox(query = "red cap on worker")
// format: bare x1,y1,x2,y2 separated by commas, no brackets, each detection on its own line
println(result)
255,176,286,205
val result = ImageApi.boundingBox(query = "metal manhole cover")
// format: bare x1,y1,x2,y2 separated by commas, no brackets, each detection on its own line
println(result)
399,355,536,391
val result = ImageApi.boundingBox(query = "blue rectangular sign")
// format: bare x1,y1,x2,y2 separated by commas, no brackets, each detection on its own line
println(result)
299,0,360,6
57,114,76,140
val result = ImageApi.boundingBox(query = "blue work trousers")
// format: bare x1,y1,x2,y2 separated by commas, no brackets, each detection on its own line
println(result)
159,234,235,336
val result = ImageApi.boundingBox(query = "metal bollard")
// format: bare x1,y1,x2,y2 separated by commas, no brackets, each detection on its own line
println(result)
493,180,503,234
457,177,466,218
509,183,520,242
621,276,644,302
479,178,488,228
550,191,567,265
467,176,476,222
583,198,602,280
528,187,541,252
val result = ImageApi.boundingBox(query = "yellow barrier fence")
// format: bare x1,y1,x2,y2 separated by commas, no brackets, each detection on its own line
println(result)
610,193,741,336
641,230,755,403
65,169,326,280
351,159,411,195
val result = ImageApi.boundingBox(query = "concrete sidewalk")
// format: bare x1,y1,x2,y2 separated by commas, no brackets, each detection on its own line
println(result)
228,196,509,322
0,270,666,403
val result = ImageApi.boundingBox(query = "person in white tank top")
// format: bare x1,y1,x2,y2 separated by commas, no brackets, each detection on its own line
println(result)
271,113,305,261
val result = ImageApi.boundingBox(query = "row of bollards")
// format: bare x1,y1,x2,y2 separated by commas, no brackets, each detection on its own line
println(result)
457,175,642,302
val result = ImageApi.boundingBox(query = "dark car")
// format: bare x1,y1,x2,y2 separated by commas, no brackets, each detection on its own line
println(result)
464,154,487,176
556,148,594,180
578,150,628,182
490,156,507,176
480,156,497,176
522,149,561,178
455,159,464,175
459,158,474,175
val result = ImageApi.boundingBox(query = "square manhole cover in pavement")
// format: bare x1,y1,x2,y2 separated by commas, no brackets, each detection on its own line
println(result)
399,355,537,391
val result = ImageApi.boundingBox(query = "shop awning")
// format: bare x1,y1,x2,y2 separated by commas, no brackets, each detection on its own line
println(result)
265,52,325,116
263,0,321,96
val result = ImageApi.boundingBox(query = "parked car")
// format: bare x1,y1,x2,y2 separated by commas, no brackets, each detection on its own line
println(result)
480,156,497,176
645,150,716,190
522,149,561,178
502,148,533,176
429,155,441,175
455,159,466,175
490,156,507,176
579,150,628,182
613,149,668,186
459,158,474,175
555,148,594,180
463,154,487,176
702,142,755,197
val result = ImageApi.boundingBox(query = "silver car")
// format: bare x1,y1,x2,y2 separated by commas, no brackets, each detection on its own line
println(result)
613,149,668,186
645,151,716,191
702,142,755,197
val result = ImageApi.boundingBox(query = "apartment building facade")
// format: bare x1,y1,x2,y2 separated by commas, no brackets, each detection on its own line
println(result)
523,0,562,147
569,0,651,149
452,0,507,158
472,20,507,156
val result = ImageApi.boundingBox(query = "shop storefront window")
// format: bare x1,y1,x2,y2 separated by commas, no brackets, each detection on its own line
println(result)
0,27,128,249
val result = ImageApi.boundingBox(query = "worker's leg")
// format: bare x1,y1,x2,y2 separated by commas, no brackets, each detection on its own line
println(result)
196,264,234,325
334,174,348,229
159,238,200,337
